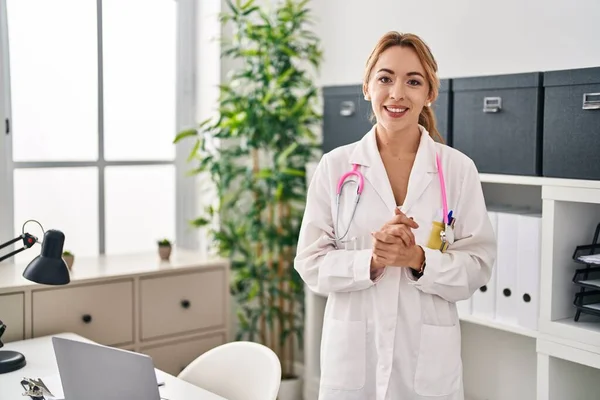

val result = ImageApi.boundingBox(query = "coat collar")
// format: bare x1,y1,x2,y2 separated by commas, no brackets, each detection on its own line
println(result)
348,124,439,215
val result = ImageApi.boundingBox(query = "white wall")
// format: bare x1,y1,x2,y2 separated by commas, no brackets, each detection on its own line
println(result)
309,0,600,85
0,0,14,246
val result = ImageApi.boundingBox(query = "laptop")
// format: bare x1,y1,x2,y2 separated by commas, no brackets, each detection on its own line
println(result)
52,337,161,400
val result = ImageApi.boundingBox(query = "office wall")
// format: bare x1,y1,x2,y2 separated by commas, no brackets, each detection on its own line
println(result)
308,0,600,85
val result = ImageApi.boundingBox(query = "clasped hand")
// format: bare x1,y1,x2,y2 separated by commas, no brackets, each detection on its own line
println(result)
371,208,423,270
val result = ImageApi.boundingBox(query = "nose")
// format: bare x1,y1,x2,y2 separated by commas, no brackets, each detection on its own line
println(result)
390,81,405,100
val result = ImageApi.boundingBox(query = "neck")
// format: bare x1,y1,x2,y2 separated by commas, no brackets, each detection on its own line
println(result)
375,124,421,158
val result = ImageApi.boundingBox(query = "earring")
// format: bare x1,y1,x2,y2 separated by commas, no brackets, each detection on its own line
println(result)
364,96,370,101
427,102,432,107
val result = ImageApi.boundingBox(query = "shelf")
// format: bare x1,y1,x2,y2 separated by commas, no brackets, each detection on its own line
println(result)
540,317,600,352
459,314,538,339
543,185,600,204
538,338,600,370
480,173,600,189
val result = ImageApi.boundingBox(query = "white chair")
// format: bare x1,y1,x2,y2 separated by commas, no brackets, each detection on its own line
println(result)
177,341,282,400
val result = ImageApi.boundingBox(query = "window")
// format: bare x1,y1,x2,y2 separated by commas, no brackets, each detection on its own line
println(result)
0,0,199,263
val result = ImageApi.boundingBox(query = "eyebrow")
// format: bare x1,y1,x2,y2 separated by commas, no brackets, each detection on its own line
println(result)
376,69,425,79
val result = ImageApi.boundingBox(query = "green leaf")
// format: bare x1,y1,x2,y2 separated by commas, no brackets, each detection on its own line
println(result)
276,142,298,166
282,168,305,177
189,217,211,227
173,128,197,143
187,139,201,163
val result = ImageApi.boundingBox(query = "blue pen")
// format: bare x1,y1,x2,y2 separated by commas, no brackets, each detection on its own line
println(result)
447,210,453,224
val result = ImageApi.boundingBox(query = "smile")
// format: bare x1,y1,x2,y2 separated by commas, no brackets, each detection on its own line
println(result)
383,106,408,118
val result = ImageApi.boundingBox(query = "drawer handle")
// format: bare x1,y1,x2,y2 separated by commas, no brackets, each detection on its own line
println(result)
339,101,355,117
582,92,600,110
82,314,92,324
483,96,502,113
181,300,191,309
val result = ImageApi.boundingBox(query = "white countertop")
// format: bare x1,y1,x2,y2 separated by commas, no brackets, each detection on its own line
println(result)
0,248,229,291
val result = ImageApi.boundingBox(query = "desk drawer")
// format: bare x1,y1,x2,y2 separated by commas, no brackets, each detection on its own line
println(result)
142,333,225,376
0,293,25,342
140,269,226,340
32,280,133,346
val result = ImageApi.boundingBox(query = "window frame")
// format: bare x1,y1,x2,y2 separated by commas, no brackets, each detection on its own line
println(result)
0,0,200,256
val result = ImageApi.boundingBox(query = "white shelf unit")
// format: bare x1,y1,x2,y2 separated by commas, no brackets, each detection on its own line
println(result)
303,167,600,400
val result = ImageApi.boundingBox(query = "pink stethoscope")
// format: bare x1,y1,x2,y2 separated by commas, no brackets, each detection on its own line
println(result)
334,153,450,243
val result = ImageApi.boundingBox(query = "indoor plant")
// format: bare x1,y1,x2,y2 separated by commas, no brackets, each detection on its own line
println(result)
157,239,172,260
62,250,74,270
174,0,322,397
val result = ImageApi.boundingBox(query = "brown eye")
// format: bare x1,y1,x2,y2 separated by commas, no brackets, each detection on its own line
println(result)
408,79,422,86
378,76,391,83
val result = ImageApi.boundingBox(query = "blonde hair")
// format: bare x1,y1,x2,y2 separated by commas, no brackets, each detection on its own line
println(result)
363,31,444,143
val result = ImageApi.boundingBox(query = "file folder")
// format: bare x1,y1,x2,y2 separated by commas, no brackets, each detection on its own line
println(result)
495,211,520,325
516,213,542,330
471,210,498,319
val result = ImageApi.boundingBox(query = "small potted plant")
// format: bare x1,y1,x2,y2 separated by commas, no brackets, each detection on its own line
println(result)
62,250,75,270
157,239,172,261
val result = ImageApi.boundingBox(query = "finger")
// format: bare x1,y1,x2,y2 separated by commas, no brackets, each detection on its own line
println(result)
383,225,415,246
388,212,419,229
373,240,394,253
372,249,391,264
395,225,415,246
397,228,413,247
372,231,402,245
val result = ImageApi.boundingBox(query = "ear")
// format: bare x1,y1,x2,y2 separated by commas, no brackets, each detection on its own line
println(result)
363,83,370,101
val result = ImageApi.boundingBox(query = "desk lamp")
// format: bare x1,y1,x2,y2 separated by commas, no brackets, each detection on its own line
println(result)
0,221,70,374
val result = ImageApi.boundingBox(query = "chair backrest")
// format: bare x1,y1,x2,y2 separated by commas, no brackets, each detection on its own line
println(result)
177,341,282,400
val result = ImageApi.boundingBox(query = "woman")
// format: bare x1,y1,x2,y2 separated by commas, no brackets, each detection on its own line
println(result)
294,31,496,400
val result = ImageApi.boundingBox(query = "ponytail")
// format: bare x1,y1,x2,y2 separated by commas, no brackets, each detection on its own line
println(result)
419,106,444,144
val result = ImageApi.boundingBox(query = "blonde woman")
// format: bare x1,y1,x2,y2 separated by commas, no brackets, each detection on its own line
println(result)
295,31,496,400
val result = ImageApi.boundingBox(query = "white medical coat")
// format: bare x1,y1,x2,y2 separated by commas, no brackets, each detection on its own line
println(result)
294,125,496,400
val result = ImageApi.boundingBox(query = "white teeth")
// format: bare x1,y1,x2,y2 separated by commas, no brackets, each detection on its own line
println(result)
386,107,407,113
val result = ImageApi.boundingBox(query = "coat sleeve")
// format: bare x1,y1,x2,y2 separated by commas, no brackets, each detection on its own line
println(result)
409,159,497,303
294,154,375,295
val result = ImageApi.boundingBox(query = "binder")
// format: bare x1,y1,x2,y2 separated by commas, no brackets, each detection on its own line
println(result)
471,210,498,319
495,210,520,325
516,213,542,330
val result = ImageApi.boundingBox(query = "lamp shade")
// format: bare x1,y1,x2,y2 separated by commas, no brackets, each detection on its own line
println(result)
22,230,70,285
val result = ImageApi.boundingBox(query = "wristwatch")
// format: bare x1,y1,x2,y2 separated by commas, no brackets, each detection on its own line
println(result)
411,257,426,279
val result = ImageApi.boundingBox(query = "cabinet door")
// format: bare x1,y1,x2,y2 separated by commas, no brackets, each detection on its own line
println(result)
0,293,25,342
32,280,133,346
140,269,226,340
142,333,225,376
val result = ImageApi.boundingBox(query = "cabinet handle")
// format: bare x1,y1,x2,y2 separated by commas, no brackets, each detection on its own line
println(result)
503,288,511,297
523,293,531,303
479,285,488,293
339,101,355,117
82,314,92,324
181,299,191,309
483,96,502,113
582,92,600,110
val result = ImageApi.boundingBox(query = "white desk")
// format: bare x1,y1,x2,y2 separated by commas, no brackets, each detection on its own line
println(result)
0,332,227,400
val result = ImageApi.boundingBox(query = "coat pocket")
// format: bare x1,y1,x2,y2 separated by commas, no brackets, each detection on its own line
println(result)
414,324,462,396
320,319,366,390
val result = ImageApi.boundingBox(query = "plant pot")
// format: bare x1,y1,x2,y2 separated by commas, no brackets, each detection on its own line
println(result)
63,255,74,270
158,245,172,260
278,376,302,400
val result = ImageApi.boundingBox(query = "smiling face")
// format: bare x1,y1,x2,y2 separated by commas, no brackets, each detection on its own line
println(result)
364,45,431,136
